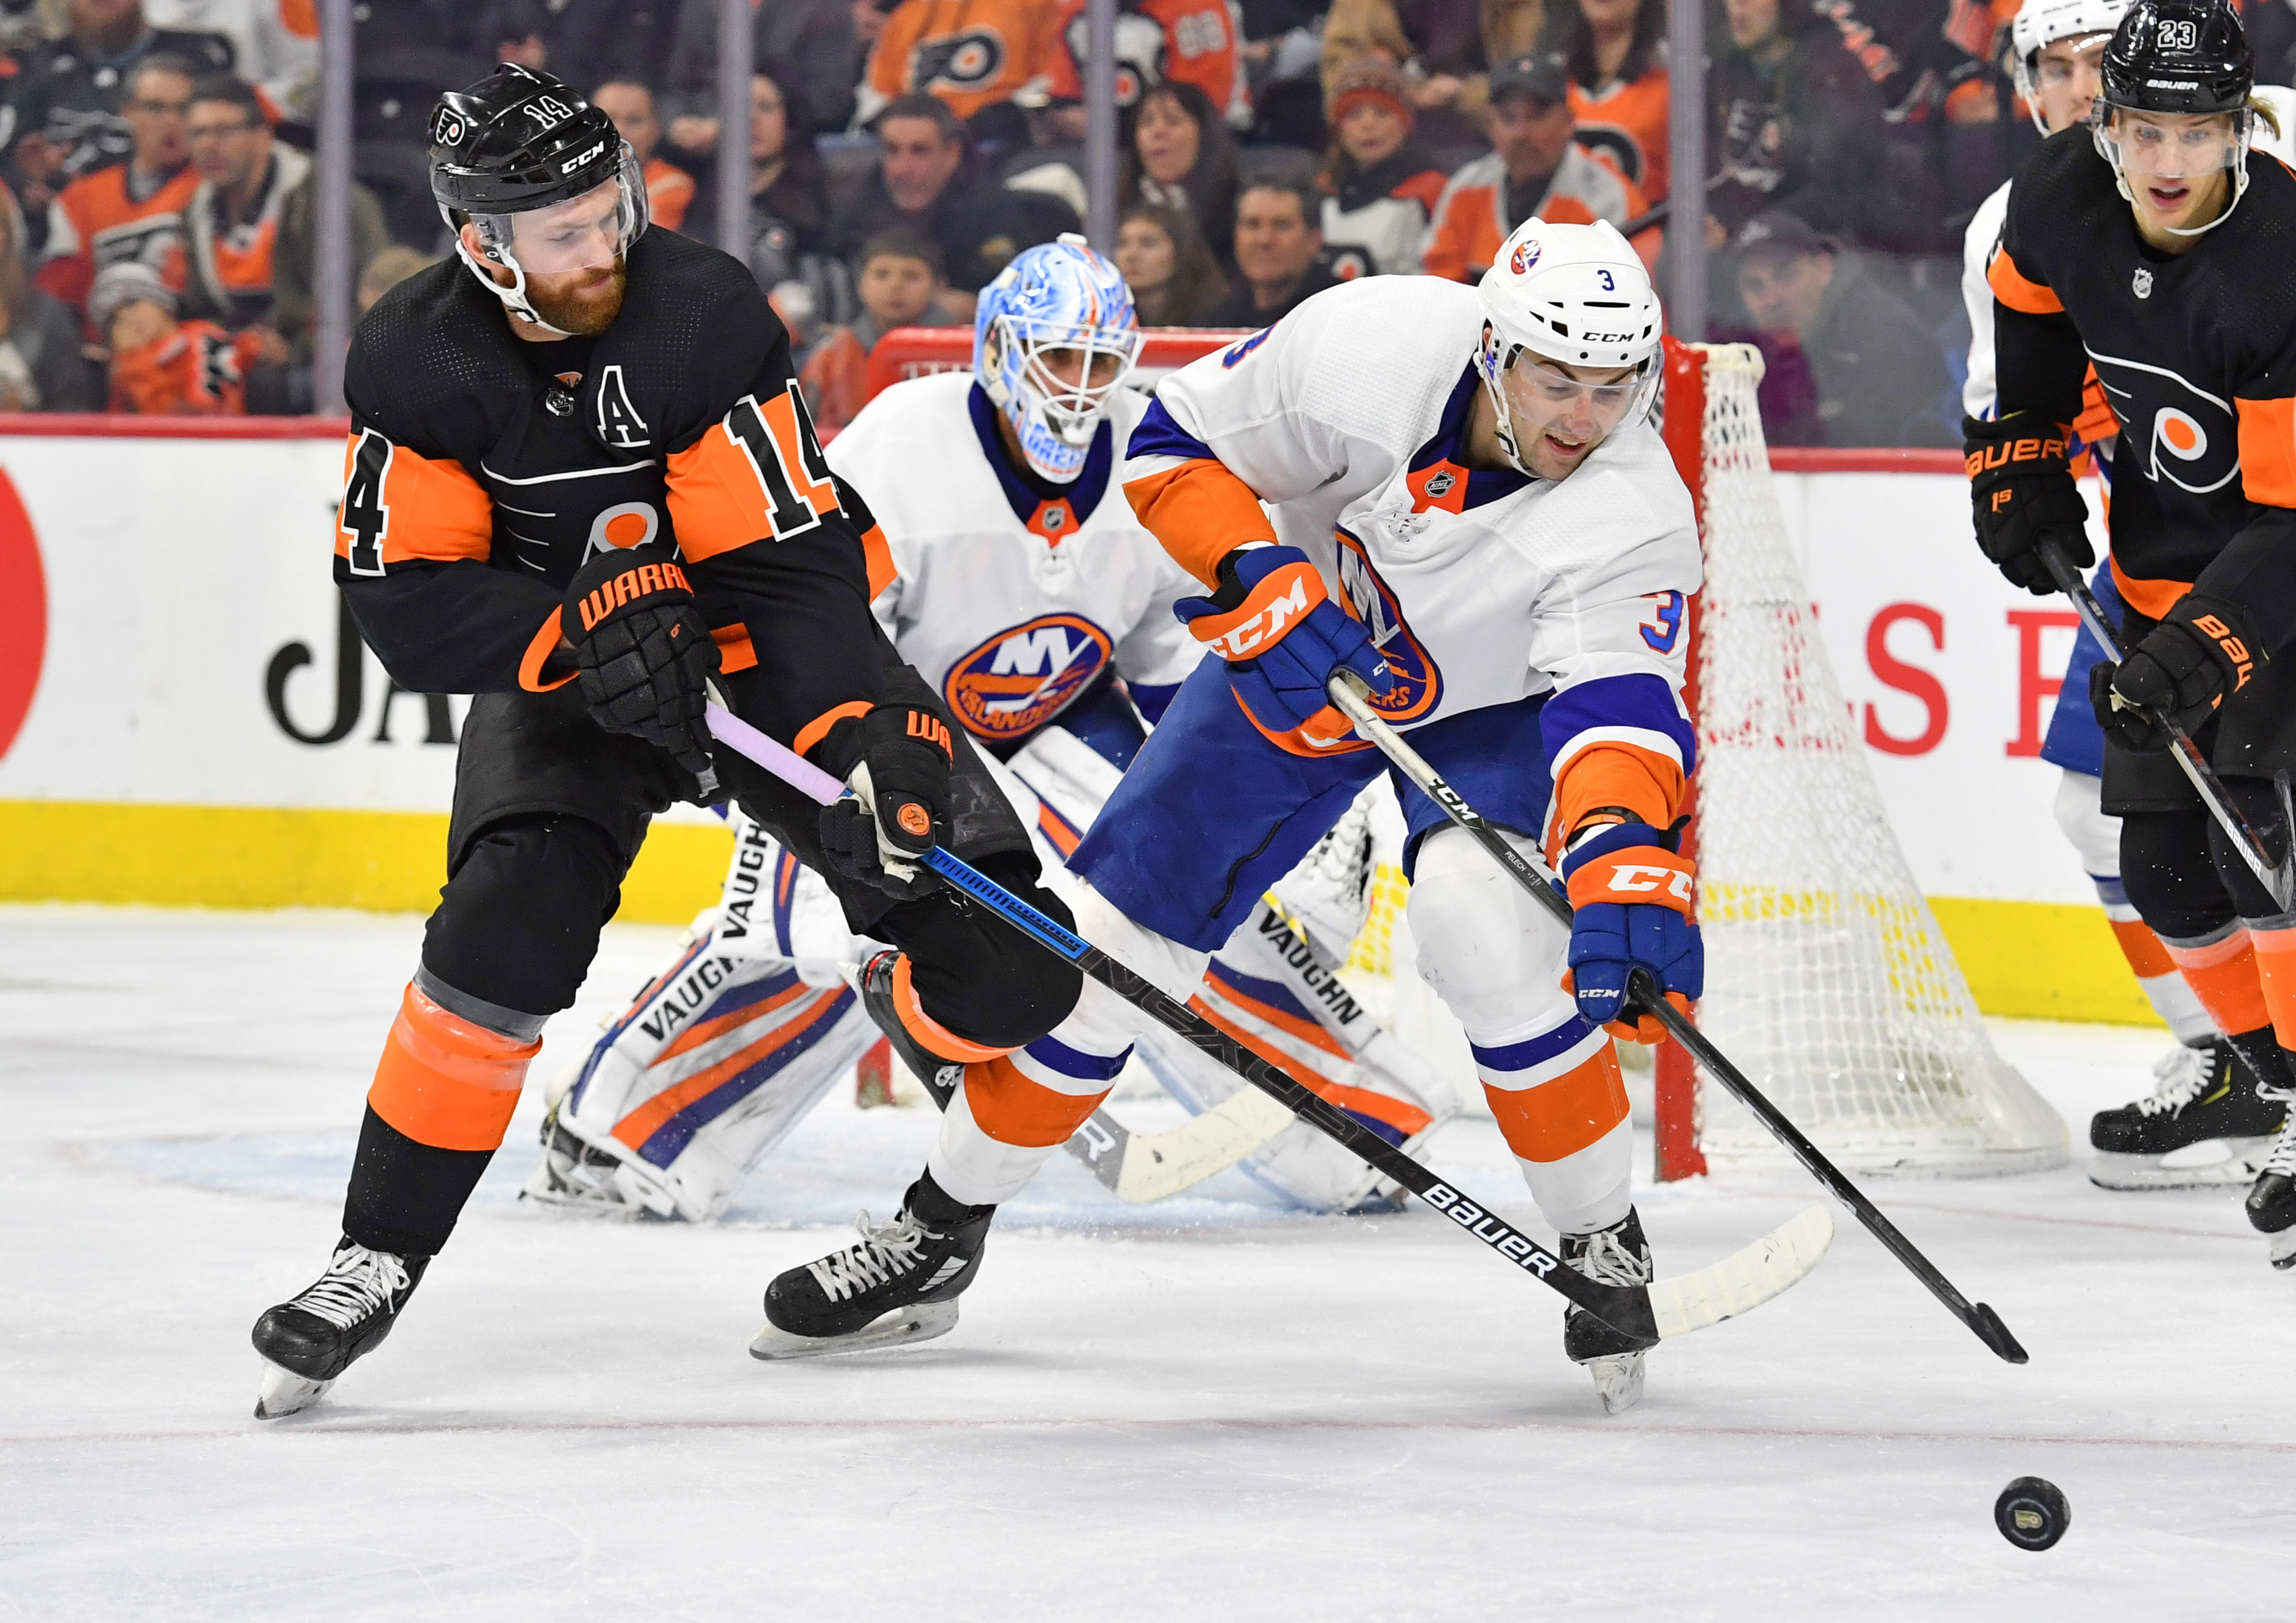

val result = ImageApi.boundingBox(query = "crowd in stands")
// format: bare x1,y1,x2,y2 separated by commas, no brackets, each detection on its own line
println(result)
1,0,2230,443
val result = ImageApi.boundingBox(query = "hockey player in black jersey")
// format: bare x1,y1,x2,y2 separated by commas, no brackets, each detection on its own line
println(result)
248,66,1084,1415
1969,0,2296,1265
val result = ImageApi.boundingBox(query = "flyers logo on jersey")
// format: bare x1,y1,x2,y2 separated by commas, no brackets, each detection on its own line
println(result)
915,27,1007,88
943,613,1114,741
1334,529,1442,723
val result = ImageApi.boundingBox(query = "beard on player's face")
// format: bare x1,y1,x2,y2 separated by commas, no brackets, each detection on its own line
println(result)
527,258,628,335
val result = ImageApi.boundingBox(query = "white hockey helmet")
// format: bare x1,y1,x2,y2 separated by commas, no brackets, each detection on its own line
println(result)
2010,0,2130,132
1474,218,1664,476
974,233,1142,483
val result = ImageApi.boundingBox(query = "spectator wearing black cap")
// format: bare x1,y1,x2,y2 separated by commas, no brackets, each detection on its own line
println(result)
1423,52,1654,283
1719,211,1952,448
826,92,1078,318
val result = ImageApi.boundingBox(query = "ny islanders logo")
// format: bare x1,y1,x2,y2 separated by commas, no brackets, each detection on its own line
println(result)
1334,529,1440,724
945,614,1114,741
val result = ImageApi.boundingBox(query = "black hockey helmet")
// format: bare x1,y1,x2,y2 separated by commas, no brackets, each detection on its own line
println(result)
2098,0,2253,116
429,63,625,215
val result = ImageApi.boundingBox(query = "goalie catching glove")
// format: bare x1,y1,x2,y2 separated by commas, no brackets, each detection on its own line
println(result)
1562,821,1702,1044
812,704,955,899
1175,544,1393,739
1964,412,2092,594
561,544,720,779
2091,592,2260,753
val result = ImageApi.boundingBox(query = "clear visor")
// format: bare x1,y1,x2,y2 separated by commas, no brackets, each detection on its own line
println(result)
471,150,644,276
1500,351,1647,434
2096,105,2244,181
1000,317,1143,445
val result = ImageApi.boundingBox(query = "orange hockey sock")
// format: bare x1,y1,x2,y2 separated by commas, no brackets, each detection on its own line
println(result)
367,982,542,1153
2247,922,2296,1050
2161,929,2271,1041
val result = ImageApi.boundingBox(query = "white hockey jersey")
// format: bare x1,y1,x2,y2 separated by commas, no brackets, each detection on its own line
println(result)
827,373,1205,752
1120,275,1700,834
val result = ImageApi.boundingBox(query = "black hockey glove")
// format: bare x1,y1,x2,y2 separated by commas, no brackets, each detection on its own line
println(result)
812,704,954,899
560,544,720,781
1964,412,2092,594
2091,593,2260,753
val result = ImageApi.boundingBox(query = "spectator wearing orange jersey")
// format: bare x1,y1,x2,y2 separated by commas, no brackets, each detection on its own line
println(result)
593,77,695,231
35,52,201,318
1423,54,1656,283
800,224,957,432
1043,0,1251,136
1316,55,1447,277
90,259,253,414
851,0,1065,130
1553,0,1670,201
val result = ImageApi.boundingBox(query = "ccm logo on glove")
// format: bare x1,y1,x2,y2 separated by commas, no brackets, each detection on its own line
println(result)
1187,562,1319,661
576,559,693,630
1584,862,1695,903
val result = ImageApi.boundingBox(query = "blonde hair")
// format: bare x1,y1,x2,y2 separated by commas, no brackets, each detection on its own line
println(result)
2250,96,2282,140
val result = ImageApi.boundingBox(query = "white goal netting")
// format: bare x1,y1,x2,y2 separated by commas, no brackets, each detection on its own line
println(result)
1679,344,2065,1175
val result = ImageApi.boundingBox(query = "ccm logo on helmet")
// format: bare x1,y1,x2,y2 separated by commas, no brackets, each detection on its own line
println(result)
1584,330,1637,343
561,139,606,174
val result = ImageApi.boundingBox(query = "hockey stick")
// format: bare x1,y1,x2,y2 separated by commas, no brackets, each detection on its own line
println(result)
1064,1086,1298,1201
2037,540,2294,911
703,699,1831,1343
1322,676,2030,1365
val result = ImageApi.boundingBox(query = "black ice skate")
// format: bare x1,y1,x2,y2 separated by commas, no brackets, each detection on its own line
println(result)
2245,1113,2296,1269
854,950,962,1110
1562,1208,1659,1416
250,1238,430,1418
751,1175,992,1360
2089,1040,2286,1190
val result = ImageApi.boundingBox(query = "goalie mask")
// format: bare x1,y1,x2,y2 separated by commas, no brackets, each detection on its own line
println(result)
2010,0,2130,133
2090,0,2256,237
974,234,1143,483
1473,218,1662,478
429,63,647,334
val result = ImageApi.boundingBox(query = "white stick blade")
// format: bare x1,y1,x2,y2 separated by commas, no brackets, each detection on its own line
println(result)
1114,1087,1296,1202
1650,1205,1834,1340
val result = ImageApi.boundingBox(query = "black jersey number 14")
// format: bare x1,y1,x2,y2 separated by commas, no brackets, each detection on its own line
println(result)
724,385,840,540
340,429,393,577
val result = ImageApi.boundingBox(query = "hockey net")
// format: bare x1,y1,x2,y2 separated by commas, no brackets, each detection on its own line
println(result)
1654,340,2064,1178
859,326,2067,1180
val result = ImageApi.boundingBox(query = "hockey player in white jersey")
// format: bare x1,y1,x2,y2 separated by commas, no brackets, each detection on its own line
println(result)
757,219,1702,1414
1962,0,2285,1188
524,235,1452,1224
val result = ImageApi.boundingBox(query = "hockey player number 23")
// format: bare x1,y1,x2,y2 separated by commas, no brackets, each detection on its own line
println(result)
340,428,393,577
725,385,840,540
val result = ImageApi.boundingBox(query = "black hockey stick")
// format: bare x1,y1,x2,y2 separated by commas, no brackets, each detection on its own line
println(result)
703,699,1831,1345
2038,540,2294,911
1323,676,2030,1365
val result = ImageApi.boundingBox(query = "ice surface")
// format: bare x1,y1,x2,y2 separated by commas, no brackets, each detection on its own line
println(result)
2,905,2292,1621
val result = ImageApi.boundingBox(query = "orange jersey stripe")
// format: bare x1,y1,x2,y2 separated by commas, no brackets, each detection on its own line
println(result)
960,1052,1111,1147
1549,741,1685,854
1986,247,2064,316
335,433,493,567
612,988,848,1150
712,621,759,674
1482,1045,1628,1163
2108,554,2191,621
793,699,872,761
518,607,577,693
1121,458,1275,587
367,983,540,1153
860,521,898,600
2235,396,2296,507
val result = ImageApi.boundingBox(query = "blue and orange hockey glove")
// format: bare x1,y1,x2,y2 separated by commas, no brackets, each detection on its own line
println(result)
1173,544,1394,735
1561,821,1702,1044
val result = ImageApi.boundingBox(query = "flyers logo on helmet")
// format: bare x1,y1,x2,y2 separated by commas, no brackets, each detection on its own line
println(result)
1334,529,1442,723
943,613,1114,741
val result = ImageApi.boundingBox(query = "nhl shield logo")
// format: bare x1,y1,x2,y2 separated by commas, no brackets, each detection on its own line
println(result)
2132,266,2154,299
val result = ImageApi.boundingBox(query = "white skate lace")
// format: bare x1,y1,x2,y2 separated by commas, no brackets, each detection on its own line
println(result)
2262,1118,2296,1179
2133,1044,2215,1118
290,1246,411,1330
807,1209,929,1303
1568,1225,1653,1289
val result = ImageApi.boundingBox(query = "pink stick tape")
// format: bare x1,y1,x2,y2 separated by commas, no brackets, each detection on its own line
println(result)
705,702,845,807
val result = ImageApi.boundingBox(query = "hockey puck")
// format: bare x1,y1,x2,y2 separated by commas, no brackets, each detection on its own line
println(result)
1994,1477,2069,1550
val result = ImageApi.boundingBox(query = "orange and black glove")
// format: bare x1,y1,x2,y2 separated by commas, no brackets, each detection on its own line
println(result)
812,703,954,899
2094,593,2260,753
1965,412,2092,594
561,544,719,779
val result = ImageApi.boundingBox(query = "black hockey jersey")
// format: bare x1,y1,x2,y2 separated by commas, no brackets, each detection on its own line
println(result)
333,227,898,759
1988,129,2296,638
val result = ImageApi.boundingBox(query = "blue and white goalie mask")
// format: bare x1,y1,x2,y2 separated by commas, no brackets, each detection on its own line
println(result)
974,234,1143,483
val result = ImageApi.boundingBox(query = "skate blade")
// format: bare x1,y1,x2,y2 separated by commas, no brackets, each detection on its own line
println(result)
2269,1230,2296,1271
749,1299,958,1361
1585,1351,1646,1416
2089,1141,2275,1191
254,1360,333,1420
